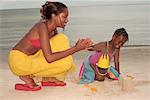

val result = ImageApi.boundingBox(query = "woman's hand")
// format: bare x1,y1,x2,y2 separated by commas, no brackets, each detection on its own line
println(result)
74,38,93,51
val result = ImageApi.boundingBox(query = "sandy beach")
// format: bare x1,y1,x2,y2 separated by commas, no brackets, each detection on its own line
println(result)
0,46,150,100
0,1,150,100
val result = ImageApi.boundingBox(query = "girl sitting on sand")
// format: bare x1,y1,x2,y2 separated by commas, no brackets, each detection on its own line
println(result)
79,28,129,84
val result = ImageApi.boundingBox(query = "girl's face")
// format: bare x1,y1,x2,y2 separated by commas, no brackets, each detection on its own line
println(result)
113,35,127,49
56,8,69,28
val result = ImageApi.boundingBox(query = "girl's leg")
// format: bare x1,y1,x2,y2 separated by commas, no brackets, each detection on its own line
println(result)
90,64,105,81
95,74,105,81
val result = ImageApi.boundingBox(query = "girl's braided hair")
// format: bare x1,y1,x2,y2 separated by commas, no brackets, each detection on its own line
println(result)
114,28,129,40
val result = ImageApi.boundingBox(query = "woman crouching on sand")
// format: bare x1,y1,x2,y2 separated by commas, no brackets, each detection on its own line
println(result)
8,1,93,91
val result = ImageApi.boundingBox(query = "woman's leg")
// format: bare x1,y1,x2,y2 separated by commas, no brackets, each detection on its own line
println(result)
42,77,65,85
34,34,75,84
14,75,42,91
8,34,75,85
19,75,38,86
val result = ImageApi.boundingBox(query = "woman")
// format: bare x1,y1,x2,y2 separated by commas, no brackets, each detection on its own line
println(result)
8,1,93,91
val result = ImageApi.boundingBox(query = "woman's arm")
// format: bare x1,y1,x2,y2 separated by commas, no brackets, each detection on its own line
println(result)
114,48,120,74
39,23,93,63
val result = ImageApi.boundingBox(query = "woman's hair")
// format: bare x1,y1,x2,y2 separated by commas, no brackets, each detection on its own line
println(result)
40,1,67,20
113,28,129,41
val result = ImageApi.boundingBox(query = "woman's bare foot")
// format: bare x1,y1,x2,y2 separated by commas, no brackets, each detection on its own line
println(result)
42,77,65,85
15,76,41,91
19,75,39,87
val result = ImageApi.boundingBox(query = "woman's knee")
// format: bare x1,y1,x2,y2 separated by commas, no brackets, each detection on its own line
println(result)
57,33,68,40
50,33,70,51
61,61,72,72
52,33,69,43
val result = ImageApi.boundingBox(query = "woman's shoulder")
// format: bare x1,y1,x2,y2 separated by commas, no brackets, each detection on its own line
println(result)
29,21,44,30
26,21,46,36
32,21,47,32
36,20,47,27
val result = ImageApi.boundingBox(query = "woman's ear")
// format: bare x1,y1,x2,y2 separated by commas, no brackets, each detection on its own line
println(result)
51,13,56,19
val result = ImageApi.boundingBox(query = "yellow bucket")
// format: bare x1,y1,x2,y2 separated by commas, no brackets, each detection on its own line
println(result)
96,54,110,69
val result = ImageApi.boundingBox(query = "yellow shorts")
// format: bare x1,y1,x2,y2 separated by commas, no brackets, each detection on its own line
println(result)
8,33,76,78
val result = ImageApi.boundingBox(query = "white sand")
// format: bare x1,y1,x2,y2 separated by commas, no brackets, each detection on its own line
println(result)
0,47,150,100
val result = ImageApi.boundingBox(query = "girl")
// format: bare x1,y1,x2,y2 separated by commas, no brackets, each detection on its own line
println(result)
8,1,93,91
79,28,128,84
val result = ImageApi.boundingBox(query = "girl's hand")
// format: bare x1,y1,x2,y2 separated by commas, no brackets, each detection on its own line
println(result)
74,38,93,51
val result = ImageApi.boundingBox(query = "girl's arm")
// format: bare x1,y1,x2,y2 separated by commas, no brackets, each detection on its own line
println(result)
114,49,120,74
88,42,105,52
39,23,93,63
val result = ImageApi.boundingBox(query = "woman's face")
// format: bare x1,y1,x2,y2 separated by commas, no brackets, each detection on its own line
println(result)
56,8,69,28
113,35,127,49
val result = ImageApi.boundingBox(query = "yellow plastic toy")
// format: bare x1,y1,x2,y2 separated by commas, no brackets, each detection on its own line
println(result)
96,54,110,69
84,84,98,93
